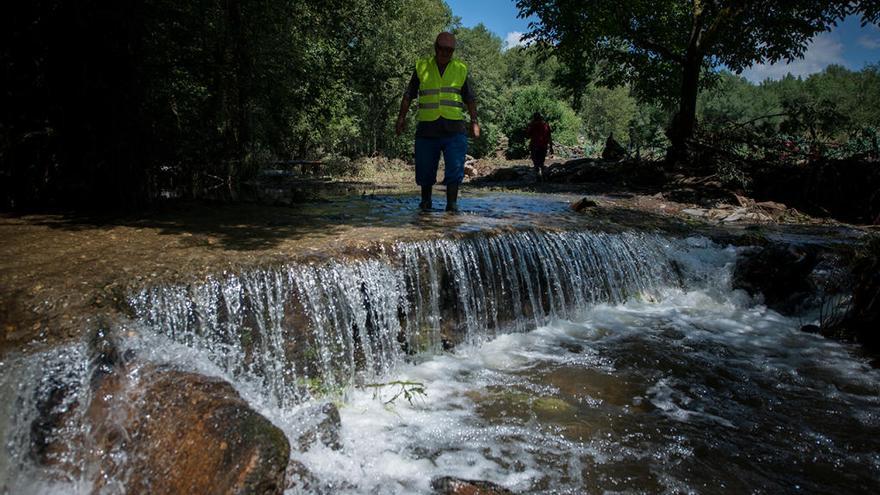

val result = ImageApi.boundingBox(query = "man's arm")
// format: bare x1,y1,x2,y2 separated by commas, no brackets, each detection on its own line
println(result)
395,95,411,136
466,101,480,138
462,77,480,138
396,72,420,136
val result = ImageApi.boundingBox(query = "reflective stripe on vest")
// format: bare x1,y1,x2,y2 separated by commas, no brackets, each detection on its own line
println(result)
416,57,467,122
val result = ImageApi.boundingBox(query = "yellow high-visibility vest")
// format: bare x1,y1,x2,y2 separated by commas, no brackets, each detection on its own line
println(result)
415,57,467,122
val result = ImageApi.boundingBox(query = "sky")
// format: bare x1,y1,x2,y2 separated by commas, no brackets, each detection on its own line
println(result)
446,0,880,83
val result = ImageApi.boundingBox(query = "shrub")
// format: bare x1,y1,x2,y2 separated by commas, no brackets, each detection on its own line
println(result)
499,85,581,158
469,121,501,159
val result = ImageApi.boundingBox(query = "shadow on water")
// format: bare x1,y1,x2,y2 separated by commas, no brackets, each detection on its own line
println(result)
13,190,612,252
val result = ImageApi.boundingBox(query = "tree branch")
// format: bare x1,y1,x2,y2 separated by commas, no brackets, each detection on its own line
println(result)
700,3,749,51
626,28,685,65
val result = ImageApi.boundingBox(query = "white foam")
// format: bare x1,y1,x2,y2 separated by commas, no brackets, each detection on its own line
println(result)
277,281,880,493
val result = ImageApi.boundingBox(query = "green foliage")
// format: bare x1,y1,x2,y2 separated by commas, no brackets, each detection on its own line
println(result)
697,65,880,162
857,1,880,24
470,122,503,158
698,71,784,130
502,46,561,90
629,104,673,160
580,85,638,143
499,85,581,158
516,0,851,144
0,0,459,207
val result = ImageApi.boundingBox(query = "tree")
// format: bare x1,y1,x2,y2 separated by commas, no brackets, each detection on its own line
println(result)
1,0,410,207
502,45,560,90
858,0,880,24
698,71,783,130
516,0,850,155
580,85,638,144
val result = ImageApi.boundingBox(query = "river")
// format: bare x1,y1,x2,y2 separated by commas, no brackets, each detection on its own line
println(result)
2,229,878,494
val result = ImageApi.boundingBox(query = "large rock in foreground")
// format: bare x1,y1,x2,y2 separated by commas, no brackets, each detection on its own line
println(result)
97,368,290,494
17,328,291,494
79,330,290,495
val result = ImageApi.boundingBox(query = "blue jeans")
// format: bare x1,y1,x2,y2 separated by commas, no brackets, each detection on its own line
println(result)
415,133,467,186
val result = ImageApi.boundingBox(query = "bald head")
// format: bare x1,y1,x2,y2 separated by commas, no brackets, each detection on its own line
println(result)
434,32,456,66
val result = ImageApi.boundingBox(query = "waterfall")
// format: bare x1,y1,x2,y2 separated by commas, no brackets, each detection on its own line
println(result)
7,228,876,495
0,344,93,494
128,230,685,407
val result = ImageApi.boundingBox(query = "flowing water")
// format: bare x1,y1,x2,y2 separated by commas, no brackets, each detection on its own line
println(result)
2,230,879,494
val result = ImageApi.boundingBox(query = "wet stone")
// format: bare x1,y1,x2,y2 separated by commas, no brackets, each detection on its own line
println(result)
571,197,599,212
285,459,323,493
87,363,290,495
123,369,289,494
801,324,821,334
291,401,342,451
560,342,583,354
431,476,515,495
732,244,819,315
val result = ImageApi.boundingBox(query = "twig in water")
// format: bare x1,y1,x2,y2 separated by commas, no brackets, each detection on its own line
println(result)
364,380,427,406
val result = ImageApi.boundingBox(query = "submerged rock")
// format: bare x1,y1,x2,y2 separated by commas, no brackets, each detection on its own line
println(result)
285,458,322,493
732,244,818,314
290,401,342,451
801,324,822,334
820,236,880,350
571,197,599,212
532,396,574,415
431,476,515,495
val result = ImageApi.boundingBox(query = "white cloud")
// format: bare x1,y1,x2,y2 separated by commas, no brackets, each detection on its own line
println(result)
741,32,845,82
858,35,880,50
503,31,526,50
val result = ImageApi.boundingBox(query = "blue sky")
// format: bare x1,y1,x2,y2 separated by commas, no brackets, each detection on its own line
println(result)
446,0,880,83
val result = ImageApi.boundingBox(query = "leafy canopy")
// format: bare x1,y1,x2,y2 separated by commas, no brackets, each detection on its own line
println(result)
515,1,851,106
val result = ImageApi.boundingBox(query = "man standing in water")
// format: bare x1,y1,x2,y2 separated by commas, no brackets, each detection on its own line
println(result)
395,32,480,212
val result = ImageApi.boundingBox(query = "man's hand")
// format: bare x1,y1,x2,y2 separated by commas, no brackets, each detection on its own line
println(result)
470,121,481,138
395,96,411,136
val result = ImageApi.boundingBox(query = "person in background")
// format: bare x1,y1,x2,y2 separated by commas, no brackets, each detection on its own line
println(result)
525,112,553,182
395,32,480,212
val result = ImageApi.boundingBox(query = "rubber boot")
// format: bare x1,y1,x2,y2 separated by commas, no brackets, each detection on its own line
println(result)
419,185,432,211
445,183,459,212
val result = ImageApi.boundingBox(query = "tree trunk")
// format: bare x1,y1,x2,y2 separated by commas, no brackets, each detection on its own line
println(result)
674,50,702,153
